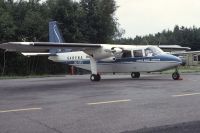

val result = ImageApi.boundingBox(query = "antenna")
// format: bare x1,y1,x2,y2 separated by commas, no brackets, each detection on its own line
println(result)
157,37,161,47
144,37,149,45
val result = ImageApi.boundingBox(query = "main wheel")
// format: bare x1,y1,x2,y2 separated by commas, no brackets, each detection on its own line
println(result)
131,72,140,78
96,74,101,81
90,74,101,81
172,72,180,80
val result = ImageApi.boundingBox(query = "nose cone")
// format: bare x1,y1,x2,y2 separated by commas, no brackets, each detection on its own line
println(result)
171,55,182,63
158,54,182,64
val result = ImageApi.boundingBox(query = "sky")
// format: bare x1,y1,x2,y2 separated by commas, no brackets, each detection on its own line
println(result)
116,0,200,38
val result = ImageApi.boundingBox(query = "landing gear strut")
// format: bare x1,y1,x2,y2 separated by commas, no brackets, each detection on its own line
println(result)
90,57,101,82
172,68,180,80
131,72,140,78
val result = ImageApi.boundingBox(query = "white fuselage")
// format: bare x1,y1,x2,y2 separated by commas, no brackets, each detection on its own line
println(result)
48,44,181,73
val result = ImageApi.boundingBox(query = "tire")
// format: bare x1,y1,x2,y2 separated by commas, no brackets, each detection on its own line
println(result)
172,72,180,80
90,74,101,81
96,74,101,81
90,74,96,81
131,72,140,78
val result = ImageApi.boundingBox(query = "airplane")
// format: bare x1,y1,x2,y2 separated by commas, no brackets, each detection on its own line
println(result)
0,21,183,81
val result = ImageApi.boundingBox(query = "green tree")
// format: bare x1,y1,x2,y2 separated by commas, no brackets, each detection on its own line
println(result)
80,0,118,43
0,10,16,41
0,0,123,76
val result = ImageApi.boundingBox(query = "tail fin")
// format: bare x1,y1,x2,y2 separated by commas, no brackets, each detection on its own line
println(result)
49,21,71,53
49,21,64,43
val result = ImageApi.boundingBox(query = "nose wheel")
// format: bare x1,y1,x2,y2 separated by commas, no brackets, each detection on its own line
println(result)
172,68,181,80
172,72,180,80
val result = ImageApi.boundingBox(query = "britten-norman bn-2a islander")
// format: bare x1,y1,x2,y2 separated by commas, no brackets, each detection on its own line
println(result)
0,21,182,81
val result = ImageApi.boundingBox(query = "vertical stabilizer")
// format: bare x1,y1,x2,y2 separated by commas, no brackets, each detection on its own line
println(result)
49,21,64,43
49,21,71,53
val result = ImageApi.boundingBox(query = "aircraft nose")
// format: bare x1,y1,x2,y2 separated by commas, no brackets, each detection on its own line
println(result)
160,54,182,64
174,55,182,63
169,54,182,64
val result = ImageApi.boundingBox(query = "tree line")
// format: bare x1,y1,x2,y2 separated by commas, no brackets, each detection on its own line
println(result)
115,25,200,51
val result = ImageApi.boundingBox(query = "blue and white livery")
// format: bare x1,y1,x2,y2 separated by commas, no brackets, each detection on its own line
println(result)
0,21,182,81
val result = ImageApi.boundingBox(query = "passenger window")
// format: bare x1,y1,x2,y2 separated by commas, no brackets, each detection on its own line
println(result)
122,51,132,58
133,50,143,57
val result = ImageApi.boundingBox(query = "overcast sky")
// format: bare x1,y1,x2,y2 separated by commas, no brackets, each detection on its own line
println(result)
116,0,200,38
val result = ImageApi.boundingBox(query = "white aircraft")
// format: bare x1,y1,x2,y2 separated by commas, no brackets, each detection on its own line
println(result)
0,21,182,81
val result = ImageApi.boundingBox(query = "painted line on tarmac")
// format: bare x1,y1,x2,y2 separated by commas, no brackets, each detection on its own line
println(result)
87,99,131,105
172,93,200,97
0,108,42,113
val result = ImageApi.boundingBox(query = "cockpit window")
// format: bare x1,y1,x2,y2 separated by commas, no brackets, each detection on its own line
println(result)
145,46,163,56
145,49,153,57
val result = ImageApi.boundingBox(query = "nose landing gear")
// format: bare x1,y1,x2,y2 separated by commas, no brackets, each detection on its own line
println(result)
172,68,181,80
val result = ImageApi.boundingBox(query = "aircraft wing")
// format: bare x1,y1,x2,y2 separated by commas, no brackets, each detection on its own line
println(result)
0,42,101,52
158,45,191,51
170,50,200,55
21,53,57,56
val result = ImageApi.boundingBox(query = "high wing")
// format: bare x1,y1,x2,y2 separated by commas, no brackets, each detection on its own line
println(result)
169,50,200,55
21,53,57,56
0,42,101,53
158,45,191,52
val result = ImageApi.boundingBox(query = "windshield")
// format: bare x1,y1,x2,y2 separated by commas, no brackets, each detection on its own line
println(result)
145,46,164,57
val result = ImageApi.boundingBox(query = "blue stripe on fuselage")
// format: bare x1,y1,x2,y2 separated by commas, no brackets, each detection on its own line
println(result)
64,54,181,65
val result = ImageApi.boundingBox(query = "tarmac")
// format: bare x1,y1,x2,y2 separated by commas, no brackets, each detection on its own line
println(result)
0,73,200,133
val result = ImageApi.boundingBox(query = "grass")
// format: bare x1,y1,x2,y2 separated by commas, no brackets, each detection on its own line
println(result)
160,66,200,74
0,74,66,80
0,66,200,80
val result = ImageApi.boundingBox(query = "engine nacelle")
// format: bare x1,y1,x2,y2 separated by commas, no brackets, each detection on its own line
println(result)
86,46,123,60
87,47,113,60
112,47,123,54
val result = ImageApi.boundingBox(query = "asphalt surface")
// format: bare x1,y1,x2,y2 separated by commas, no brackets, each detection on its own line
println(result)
0,73,200,133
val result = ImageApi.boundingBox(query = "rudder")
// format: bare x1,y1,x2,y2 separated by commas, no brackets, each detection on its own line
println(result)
49,21,64,43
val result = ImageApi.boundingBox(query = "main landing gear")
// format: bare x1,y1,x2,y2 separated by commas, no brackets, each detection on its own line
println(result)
90,74,101,81
90,57,101,82
172,68,181,80
131,72,140,78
